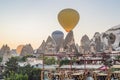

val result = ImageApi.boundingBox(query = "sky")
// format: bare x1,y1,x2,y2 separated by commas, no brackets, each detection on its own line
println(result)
0,0,120,49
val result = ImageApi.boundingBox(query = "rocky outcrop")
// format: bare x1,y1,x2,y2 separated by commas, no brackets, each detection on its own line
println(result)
105,24,120,50
64,31,78,53
0,45,10,57
44,36,56,54
37,40,46,54
90,24,120,51
20,44,33,56
81,34,90,53
93,32,103,52
109,33,116,44
2,51,12,64
0,45,11,64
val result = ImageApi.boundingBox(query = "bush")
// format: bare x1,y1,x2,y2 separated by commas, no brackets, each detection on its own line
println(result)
4,71,28,80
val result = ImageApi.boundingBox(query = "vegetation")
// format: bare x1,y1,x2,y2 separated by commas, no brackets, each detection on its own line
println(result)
4,57,19,74
116,55,120,60
4,71,28,80
60,58,70,66
3,57,41,80
59,57,77,66
19,55,35,62
72,57,77,63
0,56,3,62
44,57,57,65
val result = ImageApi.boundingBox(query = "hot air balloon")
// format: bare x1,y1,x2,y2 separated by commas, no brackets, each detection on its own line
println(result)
58,8,80,32
16,45,24,54
52,30,64,52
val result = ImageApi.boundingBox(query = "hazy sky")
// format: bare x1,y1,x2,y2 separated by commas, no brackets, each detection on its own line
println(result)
0,0,120,49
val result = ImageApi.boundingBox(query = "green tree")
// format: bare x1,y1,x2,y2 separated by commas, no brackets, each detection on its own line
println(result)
60,58,70,66
116,55,120,60
72,57,77,63
3,57,41,80
4,57,19,76
18,64,41,80
44,57,56,65
4,71,28,80
18,64,33,75
0,56,3,62
20,55,35,62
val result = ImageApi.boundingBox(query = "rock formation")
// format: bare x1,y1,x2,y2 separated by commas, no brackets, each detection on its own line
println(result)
0,45,10,57
90,24,120,52
92,32,103,52
37,40,46,54
20,44,33,56
44,36,56,54
64,31,78,53
0,45,11,64
81,34,90,53
105,24,120,50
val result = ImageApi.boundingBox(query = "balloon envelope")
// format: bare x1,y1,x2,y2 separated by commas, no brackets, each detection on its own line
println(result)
16,45,24,54
58,8,80,32
52,30,64,45
52,30,64,51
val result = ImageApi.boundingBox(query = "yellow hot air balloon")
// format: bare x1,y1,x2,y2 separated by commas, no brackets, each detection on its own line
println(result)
58,8,80,32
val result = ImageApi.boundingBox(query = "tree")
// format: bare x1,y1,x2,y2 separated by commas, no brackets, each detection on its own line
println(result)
60,58,70,66
17,64,41,80
4,57,19,75
44,57,57,65
0,57,3,62
3,57,41,80
116,55,120,60
4,71,28,80
20,55,35,62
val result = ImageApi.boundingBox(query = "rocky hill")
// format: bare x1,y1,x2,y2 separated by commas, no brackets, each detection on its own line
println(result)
0,45,10,57
90,24,120,52
20,44,34,56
